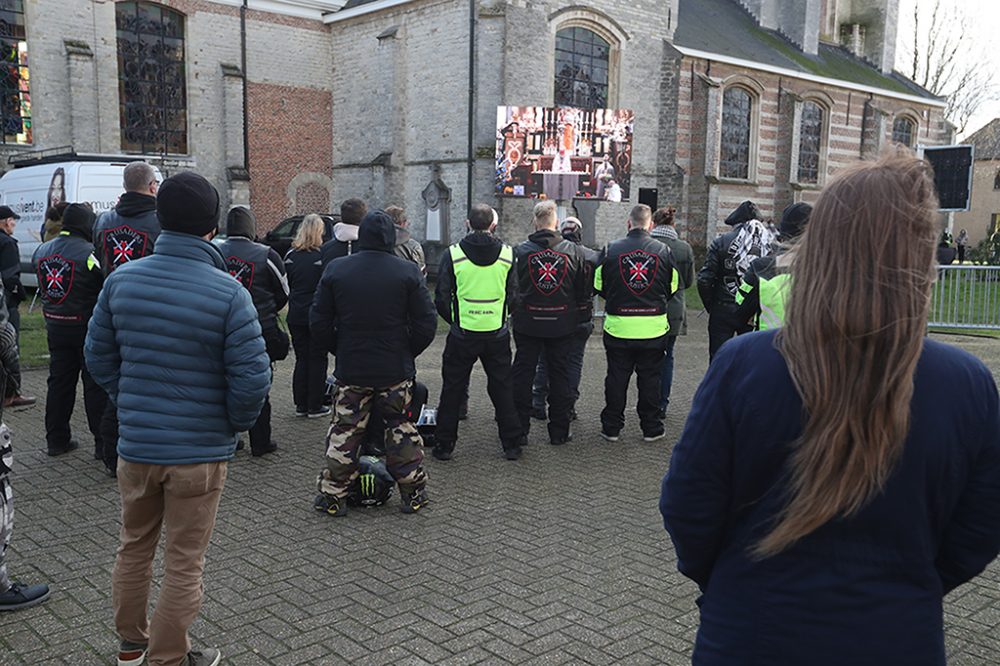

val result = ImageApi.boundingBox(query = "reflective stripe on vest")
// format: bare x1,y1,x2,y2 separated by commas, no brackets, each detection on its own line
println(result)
758,273,792,330
451,243,513,332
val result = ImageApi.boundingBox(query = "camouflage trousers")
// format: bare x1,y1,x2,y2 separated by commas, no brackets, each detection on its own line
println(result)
317,379,426,499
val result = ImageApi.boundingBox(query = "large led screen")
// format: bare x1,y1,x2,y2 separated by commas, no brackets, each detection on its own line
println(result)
495,106,634,201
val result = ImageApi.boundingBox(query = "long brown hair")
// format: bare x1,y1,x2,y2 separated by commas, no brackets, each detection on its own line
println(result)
756,150,939,557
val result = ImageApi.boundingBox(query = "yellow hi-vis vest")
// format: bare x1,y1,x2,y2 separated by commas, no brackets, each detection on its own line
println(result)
450,243,513,332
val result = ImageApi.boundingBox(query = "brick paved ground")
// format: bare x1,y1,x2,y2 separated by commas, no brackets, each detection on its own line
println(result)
1,322,998,665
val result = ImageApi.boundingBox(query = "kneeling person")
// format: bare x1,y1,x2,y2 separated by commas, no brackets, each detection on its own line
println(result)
311,211,437,516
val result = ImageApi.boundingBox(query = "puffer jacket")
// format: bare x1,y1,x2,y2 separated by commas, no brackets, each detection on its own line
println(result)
84,231,271,465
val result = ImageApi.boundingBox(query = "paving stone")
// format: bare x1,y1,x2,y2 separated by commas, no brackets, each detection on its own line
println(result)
0,327,997,664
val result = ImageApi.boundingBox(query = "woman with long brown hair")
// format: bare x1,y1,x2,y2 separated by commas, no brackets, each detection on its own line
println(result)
660,152,1000,665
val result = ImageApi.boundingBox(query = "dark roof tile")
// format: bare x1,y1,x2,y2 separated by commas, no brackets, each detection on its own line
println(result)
674,0,941,100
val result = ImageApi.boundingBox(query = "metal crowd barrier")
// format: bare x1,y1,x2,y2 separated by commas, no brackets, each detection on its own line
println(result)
929,265,1000,330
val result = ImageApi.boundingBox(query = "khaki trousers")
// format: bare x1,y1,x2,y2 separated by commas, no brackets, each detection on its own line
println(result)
113,460,227,666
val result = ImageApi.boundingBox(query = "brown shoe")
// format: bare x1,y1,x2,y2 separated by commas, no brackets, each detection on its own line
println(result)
3,395,36,409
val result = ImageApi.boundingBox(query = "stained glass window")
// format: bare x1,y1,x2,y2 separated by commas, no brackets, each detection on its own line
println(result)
116,2,187,154
720,88,753,179
797,101,823,184
554,27,609,109
892,116,914,148
0,0,31,144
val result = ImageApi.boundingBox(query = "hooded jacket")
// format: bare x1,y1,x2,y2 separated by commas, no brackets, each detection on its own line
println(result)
435,230,516,339
32,204,104,326
85,231,271,464
93,191,161,276
697,206,776,312
512,228,595,338
217,207,289,355
394,225,426,274
319,222,360,267
311,211,437,387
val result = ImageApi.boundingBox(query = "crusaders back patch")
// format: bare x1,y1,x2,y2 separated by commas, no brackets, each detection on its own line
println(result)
226,256,255,290
619,249,659,296
37,255,75,305
528,249,568,295
104,226,148,271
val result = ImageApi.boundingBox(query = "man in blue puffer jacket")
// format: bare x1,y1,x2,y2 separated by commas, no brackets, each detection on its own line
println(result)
85,172,270,666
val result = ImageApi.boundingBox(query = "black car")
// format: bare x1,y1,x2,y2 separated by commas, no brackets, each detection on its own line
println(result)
261,214,338,257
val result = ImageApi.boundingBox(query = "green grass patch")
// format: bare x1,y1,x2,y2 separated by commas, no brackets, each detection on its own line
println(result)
17,302,48,370
929,271,1000,331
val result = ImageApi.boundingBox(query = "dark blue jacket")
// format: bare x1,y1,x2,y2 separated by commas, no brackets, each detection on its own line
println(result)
660,332,1000,665
311,213,436,388
85,231,271,465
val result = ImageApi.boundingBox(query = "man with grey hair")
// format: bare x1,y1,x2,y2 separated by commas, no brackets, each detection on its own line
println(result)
511,201,594,446
595,204,678,442
91,161,161,476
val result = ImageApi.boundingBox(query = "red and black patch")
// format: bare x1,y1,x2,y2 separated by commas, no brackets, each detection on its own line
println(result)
528,249,568,296
618,249,659,296
226,256,255,290
104,225,148,270
37,255,75,305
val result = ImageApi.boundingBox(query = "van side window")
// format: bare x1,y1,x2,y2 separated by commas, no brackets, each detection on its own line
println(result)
116,2,188,155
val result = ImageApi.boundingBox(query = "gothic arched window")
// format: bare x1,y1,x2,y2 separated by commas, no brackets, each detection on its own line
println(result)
720,87,754,179
797,101,824,184
116,2,187,154
892,116,915,148
0,1,30,144
554,27,610,109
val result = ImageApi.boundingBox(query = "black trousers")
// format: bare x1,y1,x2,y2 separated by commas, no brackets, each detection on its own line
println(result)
601,337,665,437
289,323,328,413
436,331,523,452
6,303,19,345
45,324,107,454
248,394,272,454
708,307,752,363
512,331,577,442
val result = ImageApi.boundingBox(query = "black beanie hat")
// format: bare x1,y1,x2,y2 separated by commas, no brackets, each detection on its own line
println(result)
724,200,761,226
226,206,256,239
778,202,812,240
156,172,220,237
61,203,96,240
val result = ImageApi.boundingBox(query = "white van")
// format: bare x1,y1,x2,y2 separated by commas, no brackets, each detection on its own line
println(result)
0,159,163,287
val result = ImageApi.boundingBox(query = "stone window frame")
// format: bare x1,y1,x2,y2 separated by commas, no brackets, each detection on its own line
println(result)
716,76,763,183
115,1,189,156
790,91,833,188
548,8,627,109
891,113,918,148
0,0,31,145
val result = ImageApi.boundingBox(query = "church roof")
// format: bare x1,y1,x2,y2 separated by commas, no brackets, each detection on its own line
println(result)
673,0,941,101
963,119,1000,160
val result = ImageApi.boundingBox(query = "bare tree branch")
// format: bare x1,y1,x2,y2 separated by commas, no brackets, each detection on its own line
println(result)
900,0,998,134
